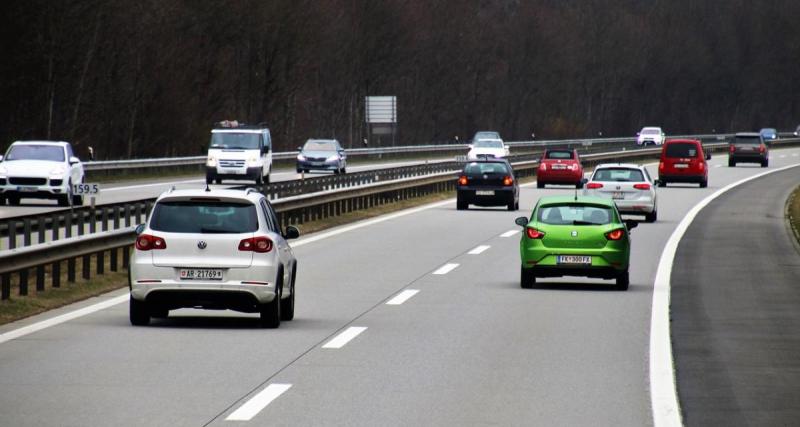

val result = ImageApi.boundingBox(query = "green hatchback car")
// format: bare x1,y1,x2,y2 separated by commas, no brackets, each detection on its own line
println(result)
515,195,638,290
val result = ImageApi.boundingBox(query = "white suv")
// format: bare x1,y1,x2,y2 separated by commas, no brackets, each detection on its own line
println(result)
0,140,85,206
206,121,273,185
129,188,299,328
636,127,665,146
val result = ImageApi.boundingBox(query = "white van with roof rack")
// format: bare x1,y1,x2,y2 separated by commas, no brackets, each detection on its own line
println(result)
206,120,272,185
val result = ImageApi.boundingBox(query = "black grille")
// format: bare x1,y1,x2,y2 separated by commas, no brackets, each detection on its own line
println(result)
9,177,47,185
0,178,6,185
50,179,63,186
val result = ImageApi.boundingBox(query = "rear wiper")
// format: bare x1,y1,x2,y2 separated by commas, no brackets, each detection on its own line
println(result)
200,227,230,234
572,220,597,225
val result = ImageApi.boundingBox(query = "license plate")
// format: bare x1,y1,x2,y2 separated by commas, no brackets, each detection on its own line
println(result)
17,186,38,192
476,190,495,196
179,269,223,280
612,192,625,199
674,164,689,169
552,164,567,170
557,255,592,265
221,168,245,175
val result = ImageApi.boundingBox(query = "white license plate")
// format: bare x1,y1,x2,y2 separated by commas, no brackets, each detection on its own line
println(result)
179,269,223,280
552,164,567,170
557,255,592,265
18,186,38,192
674,164,689,169
612,192,625,199
475,190,495,196
221,168,245,175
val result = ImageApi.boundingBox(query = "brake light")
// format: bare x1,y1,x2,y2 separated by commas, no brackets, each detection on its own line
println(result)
697,161,705,171
526,227,545,239
238,236,273,253
633,183,651,190
136,234,166,251
658,162,665,171
759,145,765,153
503,176,513,186
605,229,625,241
539,163,547,171
458,176,468,186
729,145,736,153
571,164,579,171
586,182,603,189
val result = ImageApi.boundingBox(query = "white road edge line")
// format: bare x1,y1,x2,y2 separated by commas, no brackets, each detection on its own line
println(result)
322,326,368,349
0,294,129,345
500,230,519,238
432,263,459,275
649,162,800,427
386,289,420,305
468,245,490,255
225,383,292,421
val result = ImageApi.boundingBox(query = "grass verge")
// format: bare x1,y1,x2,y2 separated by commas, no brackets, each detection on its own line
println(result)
787,184,800,249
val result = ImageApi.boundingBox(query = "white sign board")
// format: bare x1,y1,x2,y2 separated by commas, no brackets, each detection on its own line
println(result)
72,183,101,195
366,96,397,123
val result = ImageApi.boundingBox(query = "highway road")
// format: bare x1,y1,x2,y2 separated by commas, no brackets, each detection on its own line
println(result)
0,149,799,426
0,158,446,219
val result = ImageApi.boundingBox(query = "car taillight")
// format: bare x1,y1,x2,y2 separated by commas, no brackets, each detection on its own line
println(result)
697,161,705,171
526,227,545,239
458,176,468,186
136,234,166,251
586,182,603,189
238,236,273,253
759,145,765,153
729,145,736,153
605,229,625,241
503,176,513,186
570,164,579,171
539,163,547,171
658,162,665,171
633,183,651,190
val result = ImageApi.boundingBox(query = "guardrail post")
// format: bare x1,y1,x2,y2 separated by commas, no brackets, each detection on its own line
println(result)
65,212,72,238
97,251,105,275
36,265,45,292
1,273,9,300
52,261,61,288
125,205,133,227
67,258,76,283
82,254,91,280
90,208,97,234
114,206,121,230
122,246,130,269
38,217,46,244
110,248,118,272
9,220,17,250
19,269,28,296
23,218,31,247
102,208,109,232
51,213,60,241
77,211,85,236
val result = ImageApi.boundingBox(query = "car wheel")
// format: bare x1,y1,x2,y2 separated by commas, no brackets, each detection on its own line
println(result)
507,200,516,211
700,179,708,188
206,175,213,184
260,277,282,328
762,159,769,168
72,180,84,206
536,181,544,189
150,307,169,319
0,196,5,206
521,266,535,289
341,167,346,174
58,194,70,207
657,180,666,188
130,297,151,326
645,209,657,223
214,178,222,184
334,168,340,175
281,264,296,321
264,173,270,185
296,168,301,173
576,180,584,189
255,169,264,185
616,270,630,291
728,159,735,167
456,198,468,210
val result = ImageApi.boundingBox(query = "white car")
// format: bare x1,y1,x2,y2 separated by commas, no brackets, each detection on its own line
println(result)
637,127,665,146
0,140,85,207
467,138,509,160
206,120,273,185
129,188,299,328
583,163,658,222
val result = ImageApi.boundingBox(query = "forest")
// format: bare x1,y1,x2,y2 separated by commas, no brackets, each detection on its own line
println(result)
1,0,799,159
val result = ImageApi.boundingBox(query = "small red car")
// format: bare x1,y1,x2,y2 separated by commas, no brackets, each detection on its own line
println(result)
657,139,709,188
536,149,584,188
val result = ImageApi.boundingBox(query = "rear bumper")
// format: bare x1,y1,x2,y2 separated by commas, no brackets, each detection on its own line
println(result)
457,187,515,206
296,160,342,171
537,170,582,184
520,244,629,272
730,154,767,163
206,166,262,180
614,199,656,214
658,174,705,183
525,265,622,279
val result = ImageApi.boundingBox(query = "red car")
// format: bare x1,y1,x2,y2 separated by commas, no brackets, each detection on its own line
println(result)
536,149,584,188
657,139,710,188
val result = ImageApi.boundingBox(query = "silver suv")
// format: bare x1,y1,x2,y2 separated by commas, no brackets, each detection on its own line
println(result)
129,188,299,328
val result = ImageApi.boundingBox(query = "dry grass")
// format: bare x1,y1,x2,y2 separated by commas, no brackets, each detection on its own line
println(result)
787,185,800,249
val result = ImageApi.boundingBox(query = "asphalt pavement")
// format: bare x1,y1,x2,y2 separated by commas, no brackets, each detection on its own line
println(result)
0,149,799,426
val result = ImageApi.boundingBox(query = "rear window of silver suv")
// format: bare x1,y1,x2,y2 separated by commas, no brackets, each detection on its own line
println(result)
149,201,258,233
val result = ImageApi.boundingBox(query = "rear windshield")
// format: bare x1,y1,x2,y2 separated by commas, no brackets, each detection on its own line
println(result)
465,162,510,175
545,150,574,159
641,128,660,135
5,145,65,162
150,201,258,233
593,168,644,182
303,140,338,151
474,140,504,148
210,133,262,149
665,143,698,158
537,204,614,225
732,136,761,146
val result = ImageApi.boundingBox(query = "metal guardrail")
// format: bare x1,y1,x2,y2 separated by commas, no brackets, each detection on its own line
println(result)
3,138,799,300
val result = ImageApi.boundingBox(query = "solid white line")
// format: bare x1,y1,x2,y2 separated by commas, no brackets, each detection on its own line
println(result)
500,230,519,238
105,179,204,192
432,263,459,275
649,162,800,427
225,383,292,421
0,294,129,345
780,155,786,158
714,164,722,168
386,289,420,305
793,153,798,157
468,245,491,255
322,326,367,349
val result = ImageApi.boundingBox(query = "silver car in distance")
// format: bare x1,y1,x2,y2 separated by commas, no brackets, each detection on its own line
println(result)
582,163,658,223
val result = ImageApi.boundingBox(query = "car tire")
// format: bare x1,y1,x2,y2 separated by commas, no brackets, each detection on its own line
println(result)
645,209,657,223
214,178,222,184
206,175,213,184
0,196,5,206
521,266,535,289
728,159,735,167
150,307,169,319
536,181,544,189
281,264,296,321
334,169,340,175
616,270,630,291
58,194,70,207
341,167,346,174
456,199,468,210
576,180,584,189
260,276,282,328
762,159,769,168
130,298,151,326
657,180,666,188
700,179,708,188
264,173,270,185
255,169,264,185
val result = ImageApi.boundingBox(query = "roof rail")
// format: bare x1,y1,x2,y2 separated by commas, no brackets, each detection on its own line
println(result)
245,187,259,195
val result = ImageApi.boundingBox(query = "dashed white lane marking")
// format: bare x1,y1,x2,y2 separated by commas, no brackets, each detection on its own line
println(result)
714,164,723,168
649,162,800,427
432,263,459,275
468,245,491,255
500,230,520,238
322,326,368,349
386,289,420,305
225,383,292,421
780,155,786,158
793,153,799,157
0,294,129,345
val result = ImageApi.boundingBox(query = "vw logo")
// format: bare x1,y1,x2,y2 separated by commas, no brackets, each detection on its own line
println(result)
571,231,578,237
197,241,207,250
616,185,621,190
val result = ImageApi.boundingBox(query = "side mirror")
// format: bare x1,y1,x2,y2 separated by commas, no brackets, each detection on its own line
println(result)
625,220,639,231
134,224,146,235
636,132,640,136
88,146,95,161
0,154,4,162
581,178,589,184
653,179,660,186
261,146,270,154
284,225,300,240
515,216,529,227
296,146,302,151
69,156,80,165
